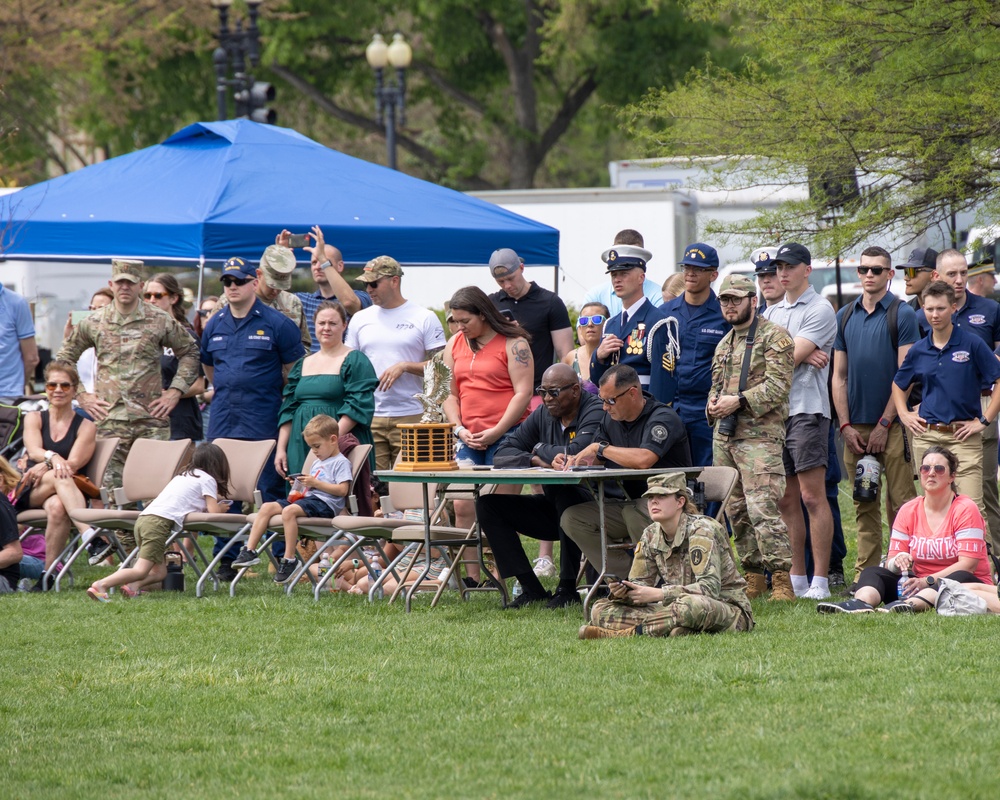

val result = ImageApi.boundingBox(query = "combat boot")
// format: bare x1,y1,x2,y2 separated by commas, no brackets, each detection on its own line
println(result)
744,572,767,599
668,626,697,637
770,570,795,601
578,624,636,639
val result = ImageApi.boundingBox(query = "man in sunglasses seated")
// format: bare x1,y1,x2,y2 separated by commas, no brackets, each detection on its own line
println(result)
560,364,691,581
200,257,305,580
475,364,604,608
57,259,200,496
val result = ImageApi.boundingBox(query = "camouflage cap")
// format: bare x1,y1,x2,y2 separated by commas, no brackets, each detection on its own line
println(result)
359,255,404,283
111,259,144,284
718,274,756,298
259,244,296,290
642,472,692,498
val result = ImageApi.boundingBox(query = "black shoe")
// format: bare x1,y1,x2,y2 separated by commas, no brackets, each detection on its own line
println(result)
231,547,260,569
29,574,54,592
216,563,238,582
546,588,582,609
829,571,845,588
87,539,114,566
817,598,874,614
506,590,552,609
273,558,298,585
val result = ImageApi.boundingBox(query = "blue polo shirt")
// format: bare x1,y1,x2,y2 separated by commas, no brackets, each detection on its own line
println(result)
202,298,305,439
0,287,36,397
649,291,729,416
916,292,1000,347
834,292,919,424
893,325,1000,423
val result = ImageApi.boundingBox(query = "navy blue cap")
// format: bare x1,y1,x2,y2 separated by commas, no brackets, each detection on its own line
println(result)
773,242,811,266
678,242,719,269
222,256,256,281
898,247,938,271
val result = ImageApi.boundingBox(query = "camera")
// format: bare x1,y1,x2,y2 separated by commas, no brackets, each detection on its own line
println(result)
717,412,739,437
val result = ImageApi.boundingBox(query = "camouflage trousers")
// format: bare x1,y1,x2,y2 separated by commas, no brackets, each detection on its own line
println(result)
590,595,751,637
97,419,170,500
713,436,792,574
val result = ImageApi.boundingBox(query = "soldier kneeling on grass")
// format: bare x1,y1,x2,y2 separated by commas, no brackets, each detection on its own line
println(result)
579,472,754,639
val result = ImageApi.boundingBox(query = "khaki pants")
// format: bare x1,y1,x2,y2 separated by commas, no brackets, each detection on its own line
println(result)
979,397,1000,554
914,427,984,524
371,414,422,472
561,499,651,578
844,423,917,577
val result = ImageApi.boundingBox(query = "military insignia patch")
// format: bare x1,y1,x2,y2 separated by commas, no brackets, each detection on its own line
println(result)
774,336,793,351
651,424,668,442
689,546,707,574
662,352,675,372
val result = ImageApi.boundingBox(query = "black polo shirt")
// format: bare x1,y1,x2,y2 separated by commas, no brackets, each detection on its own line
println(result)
495,391,604,464
490,282,572,387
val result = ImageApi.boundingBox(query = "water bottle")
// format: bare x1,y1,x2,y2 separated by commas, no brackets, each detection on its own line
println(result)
897,568,911,599
854,455,881,503
512,580,523,600
318,553,331,578
367,550,384,598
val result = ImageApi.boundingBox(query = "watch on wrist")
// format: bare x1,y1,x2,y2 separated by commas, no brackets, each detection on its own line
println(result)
926,576,937,587
878,417,891,428
44,450,55,469
979,415,990,426
596,442,609,461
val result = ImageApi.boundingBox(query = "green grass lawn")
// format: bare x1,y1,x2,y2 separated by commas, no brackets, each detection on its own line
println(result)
4,484,1000,799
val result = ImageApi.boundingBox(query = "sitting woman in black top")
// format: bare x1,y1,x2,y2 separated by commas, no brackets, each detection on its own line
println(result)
17,361,97,585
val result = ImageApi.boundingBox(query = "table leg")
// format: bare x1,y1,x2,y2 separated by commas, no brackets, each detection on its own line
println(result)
582,480,607,619
404,481,433,612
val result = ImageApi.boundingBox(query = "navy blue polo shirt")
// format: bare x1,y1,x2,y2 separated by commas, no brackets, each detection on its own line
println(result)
893,325,1000,423
202,298,305,439
649,291,729,417
834,292,919,424
916,292,1000,346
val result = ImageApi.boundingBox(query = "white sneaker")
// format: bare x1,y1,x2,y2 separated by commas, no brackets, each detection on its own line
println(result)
803,584,831,600
532,556,556,578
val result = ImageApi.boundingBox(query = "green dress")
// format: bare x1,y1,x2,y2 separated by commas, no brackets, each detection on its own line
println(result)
278,349,378,475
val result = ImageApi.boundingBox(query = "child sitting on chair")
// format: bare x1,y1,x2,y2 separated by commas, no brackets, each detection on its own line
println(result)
87,442,232,602
232,414,353,585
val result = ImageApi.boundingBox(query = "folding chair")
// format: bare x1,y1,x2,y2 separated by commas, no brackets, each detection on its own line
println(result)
18,436,120,590
142,437,275,597
63,438,192,591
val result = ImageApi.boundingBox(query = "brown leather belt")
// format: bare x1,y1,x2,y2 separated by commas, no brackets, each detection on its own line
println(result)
926,423,960,434
982,390,992,397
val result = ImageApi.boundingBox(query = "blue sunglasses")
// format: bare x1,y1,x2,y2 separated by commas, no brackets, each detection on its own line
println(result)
577,314,606,327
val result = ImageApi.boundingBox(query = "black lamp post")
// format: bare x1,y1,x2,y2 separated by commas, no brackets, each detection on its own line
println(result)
365,33,412,170
211,0,276,123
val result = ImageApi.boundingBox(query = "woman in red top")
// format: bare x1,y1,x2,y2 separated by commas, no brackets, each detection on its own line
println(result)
819,446,998,613
443,286,533,583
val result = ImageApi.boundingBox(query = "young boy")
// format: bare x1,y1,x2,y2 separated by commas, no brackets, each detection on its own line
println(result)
232,414,353,584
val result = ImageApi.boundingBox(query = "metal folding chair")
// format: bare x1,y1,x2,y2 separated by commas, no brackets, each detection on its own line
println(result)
63,438,192,591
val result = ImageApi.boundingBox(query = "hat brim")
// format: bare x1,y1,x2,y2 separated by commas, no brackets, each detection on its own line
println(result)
114,274,142,283
264,276,292,290
678,260,718,269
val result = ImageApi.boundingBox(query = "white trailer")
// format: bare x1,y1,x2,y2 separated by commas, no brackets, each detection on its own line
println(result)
462,188,697,310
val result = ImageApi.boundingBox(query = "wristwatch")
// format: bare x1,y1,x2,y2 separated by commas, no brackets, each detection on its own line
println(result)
926,576,937,587
979,415,990,426
44,450,56,469
596,442,609,461
878,417,891,428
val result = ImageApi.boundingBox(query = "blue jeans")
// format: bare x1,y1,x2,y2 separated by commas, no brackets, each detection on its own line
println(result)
455,426,519,466
18,554,44,580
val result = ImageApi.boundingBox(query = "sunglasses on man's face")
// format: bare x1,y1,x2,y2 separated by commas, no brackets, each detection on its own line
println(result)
577,315,606,327
45,381,73,391
902,267,933,279
858,266,888,276
535,384,576,399
221,277,252,288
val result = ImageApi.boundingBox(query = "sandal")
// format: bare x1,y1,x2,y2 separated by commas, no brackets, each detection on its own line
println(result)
86,586,111,603
119,585,146,599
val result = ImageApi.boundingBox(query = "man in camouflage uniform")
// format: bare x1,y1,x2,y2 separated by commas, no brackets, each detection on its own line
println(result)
580,472,753,639
215,246,311,350
56,259,200,495
708,274,796,601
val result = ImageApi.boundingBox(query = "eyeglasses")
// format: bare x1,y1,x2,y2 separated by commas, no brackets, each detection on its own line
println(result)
143,292,167,300
902,267,933,279
45,381,73,391
577,315,606,327
535,384,577,398
719,296,749,306
197,308,214,317
600,386,633,406
858,267,888,276
919,464,948,475
221,277,252,288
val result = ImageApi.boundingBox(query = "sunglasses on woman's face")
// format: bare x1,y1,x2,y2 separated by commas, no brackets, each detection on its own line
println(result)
577,315,606,327
919,464,948,475
144,292,167,300
45,381,73,391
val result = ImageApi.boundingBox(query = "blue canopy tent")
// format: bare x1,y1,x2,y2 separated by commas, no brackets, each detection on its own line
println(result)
0,120,559,273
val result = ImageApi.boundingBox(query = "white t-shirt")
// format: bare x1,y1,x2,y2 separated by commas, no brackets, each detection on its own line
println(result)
140,469,219,527
345,300,445,416
308,453,354,513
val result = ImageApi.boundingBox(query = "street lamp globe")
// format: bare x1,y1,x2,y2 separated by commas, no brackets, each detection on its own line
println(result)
387,33,412,69
366,34,389,69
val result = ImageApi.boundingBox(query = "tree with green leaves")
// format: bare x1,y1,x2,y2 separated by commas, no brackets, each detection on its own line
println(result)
626,0,1000,255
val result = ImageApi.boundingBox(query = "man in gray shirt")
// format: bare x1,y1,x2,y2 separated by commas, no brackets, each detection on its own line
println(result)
763,243,838,600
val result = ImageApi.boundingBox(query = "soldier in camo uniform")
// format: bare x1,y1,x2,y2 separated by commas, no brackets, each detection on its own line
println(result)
708,274,796,601
214,246,312,350
56,259,200,500
580,472,753,639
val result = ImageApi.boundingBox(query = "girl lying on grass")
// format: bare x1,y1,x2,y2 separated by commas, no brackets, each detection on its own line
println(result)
87,443,231,602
